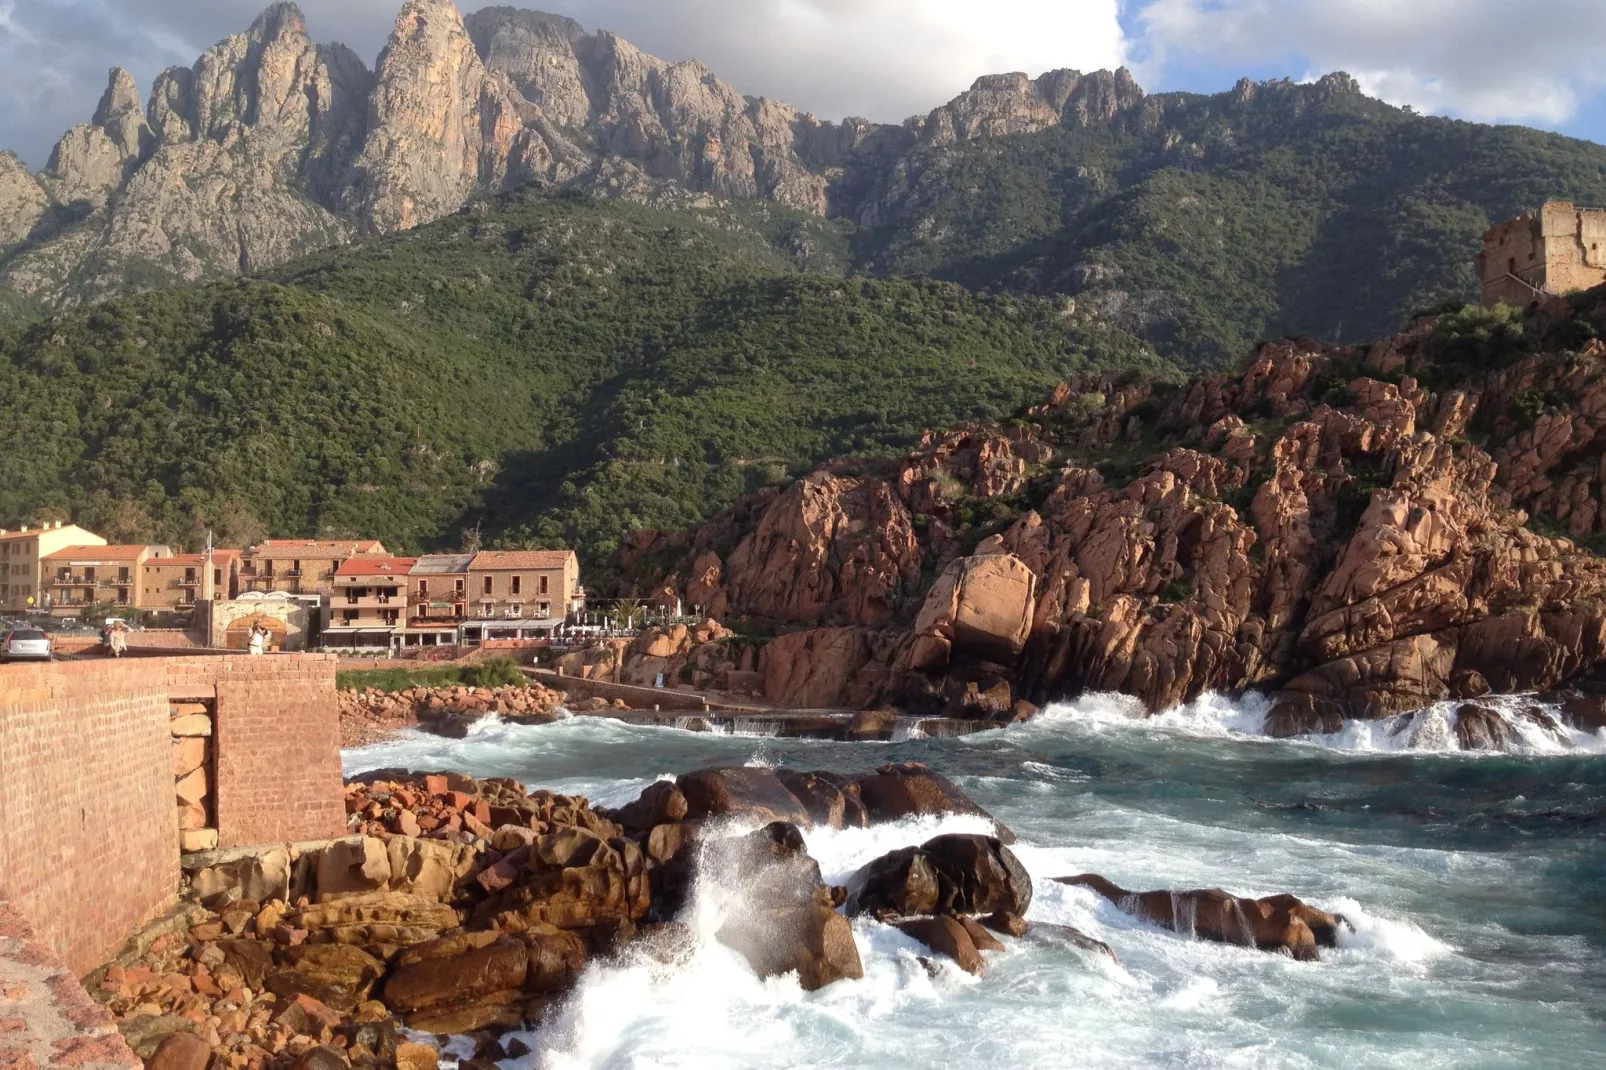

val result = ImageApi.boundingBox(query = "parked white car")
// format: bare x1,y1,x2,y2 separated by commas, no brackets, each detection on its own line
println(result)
1,628,53,661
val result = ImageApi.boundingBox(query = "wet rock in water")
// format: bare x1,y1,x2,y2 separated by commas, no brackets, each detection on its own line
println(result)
700,821,829,907
1406,707,1452,750
1026,922,1117,960
845,834,1032,919
958,915,1005,952
774,768,856,829
719,890,865,991
855,762,1015,843
677,766,813,826
1454,704,1513,751
1520,705,1574,746
708,824,864,990
895,915,986,974
607,780,689,831
982,910,1029,937
844,846,941,917
1056,874,1345,961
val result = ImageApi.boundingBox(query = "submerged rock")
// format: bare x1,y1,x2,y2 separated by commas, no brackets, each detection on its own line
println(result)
1056,874,1346,960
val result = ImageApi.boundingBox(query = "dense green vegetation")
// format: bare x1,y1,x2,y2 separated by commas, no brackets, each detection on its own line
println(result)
336,655,527,692
844,76,1606,365
0,189,1169,562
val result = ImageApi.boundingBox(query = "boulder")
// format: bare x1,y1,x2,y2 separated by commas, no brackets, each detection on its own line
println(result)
145,1032,212,1070
316,837,391,901
854,762,1015,843
265,943,385,1008
292,892,460,951
116,1014,194,1060
383,931,529,1032
895,915,985,974
191,848,292,908
1454,704,1513,751
475,828,651,936
845,834,1031,919
609,781,689,831
386,836,479,901
676,767,812,826
1027,922,1117,960
699,822,828,908
843,847,939,918
216,937,274,989
291,1047,352,1070
773,769,859,829
907,553,1037,667
718,892,864,992
1056,874,1346,961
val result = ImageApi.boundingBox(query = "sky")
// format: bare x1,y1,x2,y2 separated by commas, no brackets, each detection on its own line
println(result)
3,0,1605,169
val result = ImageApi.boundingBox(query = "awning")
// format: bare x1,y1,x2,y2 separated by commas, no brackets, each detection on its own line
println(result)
321,626,401,635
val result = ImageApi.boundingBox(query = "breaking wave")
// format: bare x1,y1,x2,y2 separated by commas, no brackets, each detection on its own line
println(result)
1028,691,1606,756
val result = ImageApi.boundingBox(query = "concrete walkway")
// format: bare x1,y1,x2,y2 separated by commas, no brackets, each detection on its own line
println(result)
0,899,139,1070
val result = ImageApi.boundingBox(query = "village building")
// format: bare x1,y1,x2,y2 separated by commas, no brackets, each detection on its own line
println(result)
462,549,584,646
324,556,417,650
0,522,107,613
140,549,243,612
241,539,388,596
41,544,173,614
1476,201,1606,307
404,554,475,649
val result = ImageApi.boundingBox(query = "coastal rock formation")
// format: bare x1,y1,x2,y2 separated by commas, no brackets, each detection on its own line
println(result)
614,300,1606,730
1057,874,1349,961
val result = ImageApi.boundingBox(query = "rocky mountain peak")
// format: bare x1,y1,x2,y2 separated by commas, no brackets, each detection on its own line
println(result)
92,68,144,127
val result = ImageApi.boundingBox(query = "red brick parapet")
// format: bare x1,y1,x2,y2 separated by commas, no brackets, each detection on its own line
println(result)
0,655,345,977
0,897,140,1070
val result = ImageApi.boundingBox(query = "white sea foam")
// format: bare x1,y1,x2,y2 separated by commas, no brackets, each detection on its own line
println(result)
1025,690,1606,756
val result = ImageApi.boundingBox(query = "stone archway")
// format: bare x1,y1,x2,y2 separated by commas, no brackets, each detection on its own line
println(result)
224,614,290,651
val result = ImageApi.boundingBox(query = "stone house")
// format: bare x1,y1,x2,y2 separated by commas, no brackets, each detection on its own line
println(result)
41,544,173,613
404,553,475,648
0,521,106,613
326,556,417,650
463,549,583,645
140,549,242,611
241,539,388,595
1476,201,1606,306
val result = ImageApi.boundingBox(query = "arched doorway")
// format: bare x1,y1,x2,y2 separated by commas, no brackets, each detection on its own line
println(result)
224,613,289,651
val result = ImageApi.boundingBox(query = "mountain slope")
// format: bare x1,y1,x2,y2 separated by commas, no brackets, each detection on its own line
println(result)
0,189,1167,558
7,3,1606,369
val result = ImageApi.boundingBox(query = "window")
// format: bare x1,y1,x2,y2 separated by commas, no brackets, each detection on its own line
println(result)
418,580,429,597
510,602,522,617
512,575,522,595
344,610,358,623
483,576,493,595
538,601,550,617
454,578,464,594
184,568,196,583
85,567,96,583
118,567,129,583
214,569,222,586
1508,257,1517,273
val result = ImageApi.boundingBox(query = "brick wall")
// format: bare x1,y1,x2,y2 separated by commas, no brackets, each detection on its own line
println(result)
0,654,345,975
212,658,346,848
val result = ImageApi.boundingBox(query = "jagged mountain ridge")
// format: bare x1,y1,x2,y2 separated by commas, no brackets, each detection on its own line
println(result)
0,0,1282,315
8,0,1606,366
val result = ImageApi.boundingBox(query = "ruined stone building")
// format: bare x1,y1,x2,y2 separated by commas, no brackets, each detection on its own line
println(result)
1476,201,1606,306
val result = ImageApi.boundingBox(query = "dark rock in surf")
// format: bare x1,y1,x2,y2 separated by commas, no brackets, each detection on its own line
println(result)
845,834,1031,919
1055,874,1345,961
677,767,813,826
855,762,1015,843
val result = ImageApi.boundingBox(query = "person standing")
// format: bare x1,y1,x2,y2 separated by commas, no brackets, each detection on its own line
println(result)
248,622,266,656
109,620,128,658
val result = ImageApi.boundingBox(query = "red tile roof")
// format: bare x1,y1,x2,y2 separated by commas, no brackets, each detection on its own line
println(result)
469,550,577,571
250,539,387,559
335,557,419,578
41,544,155,562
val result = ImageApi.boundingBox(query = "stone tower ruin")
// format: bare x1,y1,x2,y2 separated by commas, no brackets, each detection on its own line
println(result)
1476,201,1606,307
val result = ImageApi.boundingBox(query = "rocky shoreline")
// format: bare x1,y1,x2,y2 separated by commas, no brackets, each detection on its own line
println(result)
95,763,1344,1070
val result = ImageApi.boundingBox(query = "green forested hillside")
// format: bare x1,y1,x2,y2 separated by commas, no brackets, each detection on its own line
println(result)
842,76,1606,365
0,190,1167,560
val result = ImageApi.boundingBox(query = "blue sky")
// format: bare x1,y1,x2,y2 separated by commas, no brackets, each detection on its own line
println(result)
3,0,1604,169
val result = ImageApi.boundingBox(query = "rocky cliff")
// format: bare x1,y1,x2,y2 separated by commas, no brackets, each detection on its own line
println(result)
0,0,1166,311
610,295,1606,733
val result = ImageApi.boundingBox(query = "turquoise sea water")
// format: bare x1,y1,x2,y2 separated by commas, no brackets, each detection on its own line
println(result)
344,694,1606,1069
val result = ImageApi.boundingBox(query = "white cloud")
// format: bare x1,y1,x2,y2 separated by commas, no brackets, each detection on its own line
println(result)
1137,0,1606,127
